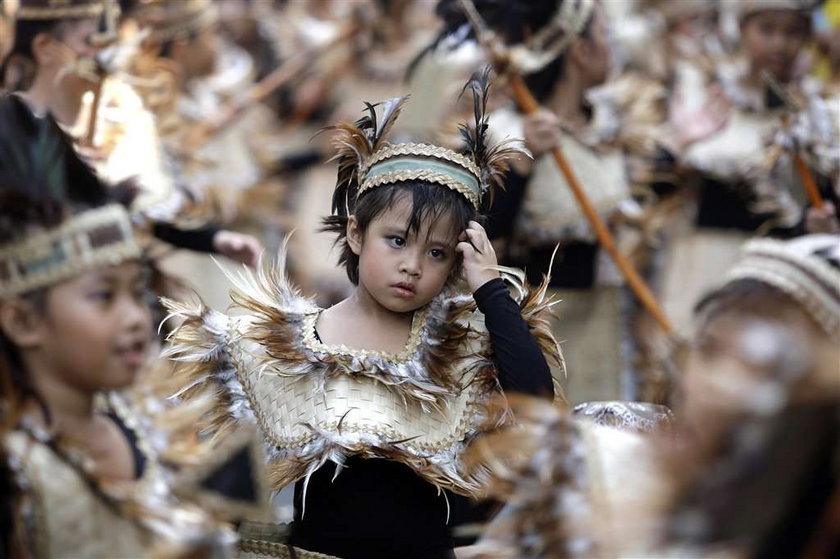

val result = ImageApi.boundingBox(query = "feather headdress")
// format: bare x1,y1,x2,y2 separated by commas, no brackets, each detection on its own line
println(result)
325,66,529,211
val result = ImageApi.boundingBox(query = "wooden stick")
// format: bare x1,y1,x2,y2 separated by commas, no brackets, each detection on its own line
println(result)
509,75,675,334
83,77,105,148
794,152,824,209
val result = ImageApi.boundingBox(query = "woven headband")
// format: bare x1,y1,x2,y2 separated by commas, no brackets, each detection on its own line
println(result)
359,143,482,208
0,204,141,299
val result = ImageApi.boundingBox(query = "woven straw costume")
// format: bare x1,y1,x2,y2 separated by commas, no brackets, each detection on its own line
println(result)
163,70,563,557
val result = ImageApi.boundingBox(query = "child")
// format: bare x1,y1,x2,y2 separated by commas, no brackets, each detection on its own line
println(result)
0,95,232,557
164,70,561,558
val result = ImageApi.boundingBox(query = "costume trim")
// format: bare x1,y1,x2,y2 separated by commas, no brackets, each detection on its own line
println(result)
301,307,428,363
0,204,140,299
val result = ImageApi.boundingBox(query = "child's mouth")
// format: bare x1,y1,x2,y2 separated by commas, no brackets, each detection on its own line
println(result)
116,340,147,369
391,283,416,298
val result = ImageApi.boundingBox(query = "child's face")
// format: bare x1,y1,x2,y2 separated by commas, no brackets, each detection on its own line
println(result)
351,195,459,314
31,261,152,393
741,11,809,82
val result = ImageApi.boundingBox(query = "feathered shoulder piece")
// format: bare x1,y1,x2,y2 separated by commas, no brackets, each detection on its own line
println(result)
324,66,529,213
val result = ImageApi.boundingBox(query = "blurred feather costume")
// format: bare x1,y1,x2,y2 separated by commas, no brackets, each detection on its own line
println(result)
161,69,560,503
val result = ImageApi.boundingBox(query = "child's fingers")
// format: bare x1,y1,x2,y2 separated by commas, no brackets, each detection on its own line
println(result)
465,227,491,255
456,241,476,259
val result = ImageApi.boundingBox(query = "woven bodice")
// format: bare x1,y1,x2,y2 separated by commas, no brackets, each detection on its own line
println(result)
218,294,502,495
5,432,153,558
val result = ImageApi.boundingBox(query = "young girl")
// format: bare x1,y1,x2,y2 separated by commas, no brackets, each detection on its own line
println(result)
164,71,561,558
0,95,233,557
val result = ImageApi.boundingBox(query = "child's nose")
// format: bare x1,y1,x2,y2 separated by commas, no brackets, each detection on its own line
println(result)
399,250,422,277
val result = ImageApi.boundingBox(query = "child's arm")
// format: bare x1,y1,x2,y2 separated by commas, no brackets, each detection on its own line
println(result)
474,278,554,397
457,222,554,398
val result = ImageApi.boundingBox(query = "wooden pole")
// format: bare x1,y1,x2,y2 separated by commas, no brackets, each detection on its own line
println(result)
509,75,675,334
794,152,824,209
83,77,105,148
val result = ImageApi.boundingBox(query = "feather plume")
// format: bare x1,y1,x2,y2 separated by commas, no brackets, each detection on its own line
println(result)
458,66,532,204
320,96,410,217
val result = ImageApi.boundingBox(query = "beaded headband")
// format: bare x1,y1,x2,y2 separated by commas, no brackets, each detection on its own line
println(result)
0,204,141,299
722,236,840,340
328,67,528,212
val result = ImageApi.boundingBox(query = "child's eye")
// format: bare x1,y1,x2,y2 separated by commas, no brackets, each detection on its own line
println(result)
89,289,114,303
386,236,405,248
429,248,447,260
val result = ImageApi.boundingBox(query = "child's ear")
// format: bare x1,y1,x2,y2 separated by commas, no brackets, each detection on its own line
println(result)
0,299,48,350
31,32,57,68
347,216,363,256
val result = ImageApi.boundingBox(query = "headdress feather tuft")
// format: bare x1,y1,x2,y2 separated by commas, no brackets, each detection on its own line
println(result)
458,66,531,203
321,96,410,217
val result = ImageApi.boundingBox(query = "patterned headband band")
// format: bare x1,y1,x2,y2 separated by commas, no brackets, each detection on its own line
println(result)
722,236,840,340
359,143,483,209
0,204,141,299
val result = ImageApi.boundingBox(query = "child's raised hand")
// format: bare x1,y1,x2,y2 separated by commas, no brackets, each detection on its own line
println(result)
457,221,500,293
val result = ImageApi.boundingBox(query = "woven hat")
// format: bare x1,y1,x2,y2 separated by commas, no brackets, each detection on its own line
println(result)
722,235,840,340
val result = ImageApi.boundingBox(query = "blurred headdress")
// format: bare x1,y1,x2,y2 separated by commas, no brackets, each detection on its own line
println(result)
723,235,840,340
0,95,139,299
738,0,820,19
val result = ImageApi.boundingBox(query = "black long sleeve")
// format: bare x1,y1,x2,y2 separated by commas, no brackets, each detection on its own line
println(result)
473,278,554,397
152,222,220,253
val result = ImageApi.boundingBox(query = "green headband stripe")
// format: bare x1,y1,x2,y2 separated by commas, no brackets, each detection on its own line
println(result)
364,157,480,196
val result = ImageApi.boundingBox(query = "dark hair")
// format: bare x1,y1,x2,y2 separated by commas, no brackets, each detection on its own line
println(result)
321,181,477,285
